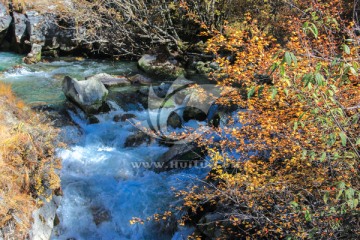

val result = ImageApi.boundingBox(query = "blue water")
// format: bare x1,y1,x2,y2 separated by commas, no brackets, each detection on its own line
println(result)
0,52,208,239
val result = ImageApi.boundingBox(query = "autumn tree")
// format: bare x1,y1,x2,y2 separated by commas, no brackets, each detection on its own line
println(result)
173,0,360,238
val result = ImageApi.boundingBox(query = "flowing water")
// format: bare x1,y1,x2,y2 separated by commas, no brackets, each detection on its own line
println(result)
0,52,209,239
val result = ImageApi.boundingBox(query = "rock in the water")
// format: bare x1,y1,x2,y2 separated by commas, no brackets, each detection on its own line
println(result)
62,76,109,114
167,111,182,129
128,74,153,85
88,115,100,124
113,113,136,122
124,131,152,148
156,144,204,171
183,106,207,122
138,54,185,79
13,12,27,44
0,3,12,44
90,206,111,226
86,73,131,88
23,43,42,64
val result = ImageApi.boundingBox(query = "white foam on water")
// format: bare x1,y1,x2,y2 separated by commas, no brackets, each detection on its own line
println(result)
53,105,210,240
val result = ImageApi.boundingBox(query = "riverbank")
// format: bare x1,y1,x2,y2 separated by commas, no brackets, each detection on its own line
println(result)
0,82,61,239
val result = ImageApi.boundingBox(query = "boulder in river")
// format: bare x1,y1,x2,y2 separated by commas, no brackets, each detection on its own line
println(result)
113,113,136,122
156,144,204,172
138,54,186,79
90,206,112,226
86,73,131,88
128,74,153,85
62,76,109,115
167,111,182,129
124,131,152,148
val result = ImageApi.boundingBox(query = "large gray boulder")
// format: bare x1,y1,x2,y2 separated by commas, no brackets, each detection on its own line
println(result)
13,12,27,44
0,3,12,44
62,76,109,114
26,11,46,45
138,54,186,79
24,11,82,62
86,73,131,88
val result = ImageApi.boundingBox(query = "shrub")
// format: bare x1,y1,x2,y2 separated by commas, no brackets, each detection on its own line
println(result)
0,82,61,239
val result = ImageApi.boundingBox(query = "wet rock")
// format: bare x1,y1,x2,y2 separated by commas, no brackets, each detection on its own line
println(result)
23,43,42,64
86,73,130,88
183,107,207,122
128,74,152,85
62,76,108,115
156,144,204,171
113,114,121,122
113,113,136,122
151,82,171,98
90,206,111,226
108,86,148,111
167,111,182,129
88,115,100,124
0,3,12,44
124,131,152,148
138,54,185,79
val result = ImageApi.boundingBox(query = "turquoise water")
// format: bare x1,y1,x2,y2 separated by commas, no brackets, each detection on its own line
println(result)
0,52,138,104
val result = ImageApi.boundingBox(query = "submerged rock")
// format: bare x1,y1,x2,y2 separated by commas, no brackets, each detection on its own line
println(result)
62,76,108,115
124,131,152,148
138,54,185,79
90,206,112,226
113,113,136,122
86,73,131,88
88,115,100,124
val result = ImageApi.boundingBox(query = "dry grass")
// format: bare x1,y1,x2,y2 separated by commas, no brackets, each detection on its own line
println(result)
1,0,72,13
0,82,61,239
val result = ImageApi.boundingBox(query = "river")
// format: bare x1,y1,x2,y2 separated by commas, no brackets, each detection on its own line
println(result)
0,52,209,240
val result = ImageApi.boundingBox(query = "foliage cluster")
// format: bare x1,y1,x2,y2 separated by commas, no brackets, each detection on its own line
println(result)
172,0,360,238
0,83,61,239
